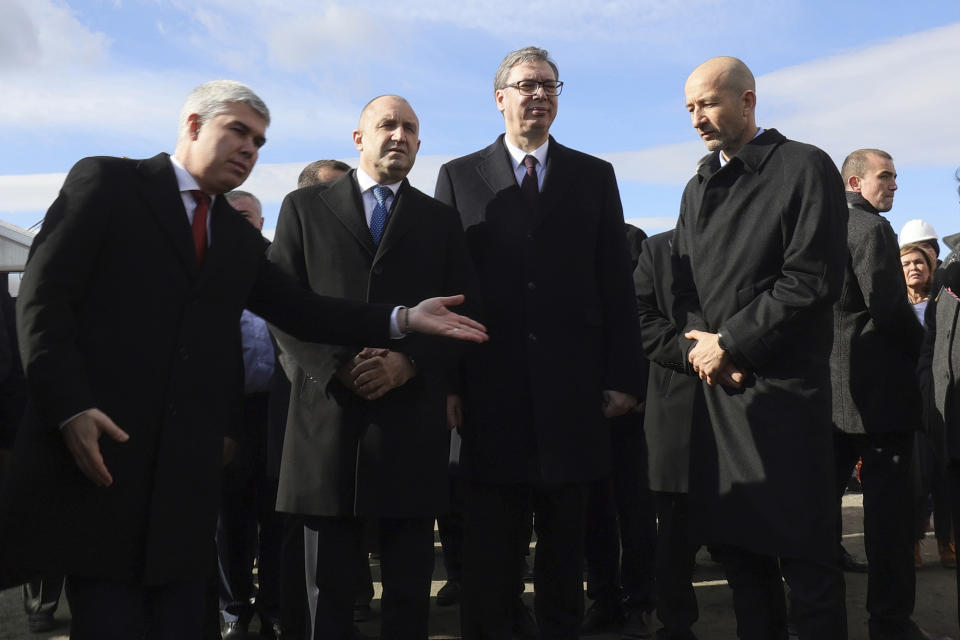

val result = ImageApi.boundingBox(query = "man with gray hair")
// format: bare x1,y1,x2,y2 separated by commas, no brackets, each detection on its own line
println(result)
0,80,486,638
436,47,643,639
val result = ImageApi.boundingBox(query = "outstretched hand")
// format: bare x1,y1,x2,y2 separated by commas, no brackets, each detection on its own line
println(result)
407,295,487,342
61,408,129,487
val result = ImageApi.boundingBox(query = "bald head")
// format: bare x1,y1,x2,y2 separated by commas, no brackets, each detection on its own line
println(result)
684,57,758,157
353,95,421,183
689,57,755,97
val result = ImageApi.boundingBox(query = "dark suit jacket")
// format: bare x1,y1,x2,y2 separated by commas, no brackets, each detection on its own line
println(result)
0,153,395,587
673,129,848,561
268,171,479,517
634,231,697,493
830,192,924,434
435,135,643,484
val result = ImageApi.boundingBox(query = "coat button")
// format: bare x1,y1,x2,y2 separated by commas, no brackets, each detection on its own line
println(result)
168,403,177,417
373,266,383,275
178,347,188,360
528,333,537,342
527,281,536,291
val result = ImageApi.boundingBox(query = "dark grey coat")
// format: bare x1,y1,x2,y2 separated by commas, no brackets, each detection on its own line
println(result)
922,262,960,461
634,230,697,493
673,129,848,561
830,192,923,434
268,172,479,517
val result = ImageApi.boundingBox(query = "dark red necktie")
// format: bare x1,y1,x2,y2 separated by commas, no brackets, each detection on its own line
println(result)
520,155,539,206
191,190,210,264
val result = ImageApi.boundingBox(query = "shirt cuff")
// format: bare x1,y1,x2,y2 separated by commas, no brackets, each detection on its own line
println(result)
59,408,93,429
389,306,405,340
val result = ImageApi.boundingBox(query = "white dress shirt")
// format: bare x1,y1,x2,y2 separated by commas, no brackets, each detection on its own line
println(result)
503,137,549,191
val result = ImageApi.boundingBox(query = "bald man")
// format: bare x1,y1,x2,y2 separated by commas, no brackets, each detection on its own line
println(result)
673,57,849,639
269,95,480,640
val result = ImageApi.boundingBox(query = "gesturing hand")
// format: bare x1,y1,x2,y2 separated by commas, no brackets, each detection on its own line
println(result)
349,348,416,400
407,295,487,342
61,408,129,487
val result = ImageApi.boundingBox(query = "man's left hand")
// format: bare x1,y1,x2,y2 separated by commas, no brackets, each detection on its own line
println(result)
407,295,488,342
685,330,745,389
350,348,416,400
602,390,637,418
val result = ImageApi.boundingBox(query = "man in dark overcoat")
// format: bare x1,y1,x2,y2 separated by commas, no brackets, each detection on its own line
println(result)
674,57,849,639
0,80,485,638
434,46,644,639
268,95,479,640
832,148,935,640
634,230,700,640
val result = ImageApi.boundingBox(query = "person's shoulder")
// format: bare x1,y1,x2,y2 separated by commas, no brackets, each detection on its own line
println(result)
441,143,498,172
550,140,611,171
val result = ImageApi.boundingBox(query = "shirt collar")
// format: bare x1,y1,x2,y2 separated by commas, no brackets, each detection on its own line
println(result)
504,136,549,170
170,155,203,193
356,167,402,197
719,127,765,167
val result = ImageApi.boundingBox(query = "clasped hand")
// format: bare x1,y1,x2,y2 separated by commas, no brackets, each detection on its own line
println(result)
684,330,745,390
337,347,416,401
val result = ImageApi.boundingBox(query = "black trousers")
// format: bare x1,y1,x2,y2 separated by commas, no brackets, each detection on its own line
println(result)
461,480,587,640
306,515,434,640
65,576,206,640
834,430,916,636
279,514,308,639
654,492,699,637
946,462,960,629
584,411,657,612
712,546,846,640
437,475,465,583
216,392,283,625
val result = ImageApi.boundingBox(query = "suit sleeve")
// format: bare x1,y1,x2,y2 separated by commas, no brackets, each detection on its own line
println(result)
635,238,685,373
671,191,707,376
851,220,924,359
718,150,848,370
16,158,110,427
595,164,644,396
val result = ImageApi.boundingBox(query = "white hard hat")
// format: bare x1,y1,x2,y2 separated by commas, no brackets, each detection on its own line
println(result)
899,219,938,248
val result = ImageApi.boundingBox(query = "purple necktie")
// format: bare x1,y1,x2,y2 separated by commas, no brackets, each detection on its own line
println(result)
520,155,539,206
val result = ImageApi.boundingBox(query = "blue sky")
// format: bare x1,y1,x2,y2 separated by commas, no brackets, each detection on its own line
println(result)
2,0,959,248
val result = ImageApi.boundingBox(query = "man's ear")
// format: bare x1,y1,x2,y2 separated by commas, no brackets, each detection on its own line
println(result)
186,113,201,140
352,129,363,152
742,90,756,115
847,175,862,192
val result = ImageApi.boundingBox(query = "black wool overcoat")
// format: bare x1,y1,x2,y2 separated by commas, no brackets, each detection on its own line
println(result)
435,136,644,484
0,154,393,587
672,129,848,561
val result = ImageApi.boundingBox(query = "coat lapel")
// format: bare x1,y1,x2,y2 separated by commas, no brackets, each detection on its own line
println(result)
135,153,200,277
321,171,377,257
476,136,523,204
374,179,418,263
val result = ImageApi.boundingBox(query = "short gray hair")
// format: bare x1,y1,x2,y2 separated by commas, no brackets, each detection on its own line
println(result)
494,46,558,92
224,189,262,214
841,148,893,183
177,80,270,144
